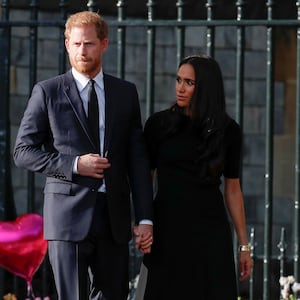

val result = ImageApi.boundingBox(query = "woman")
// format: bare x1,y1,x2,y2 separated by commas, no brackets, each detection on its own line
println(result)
138,54,253,299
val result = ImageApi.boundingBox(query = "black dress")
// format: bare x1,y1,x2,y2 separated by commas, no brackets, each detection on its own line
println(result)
142,107,241,300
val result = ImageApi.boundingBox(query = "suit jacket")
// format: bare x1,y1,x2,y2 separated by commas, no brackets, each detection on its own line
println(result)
14,70,153,244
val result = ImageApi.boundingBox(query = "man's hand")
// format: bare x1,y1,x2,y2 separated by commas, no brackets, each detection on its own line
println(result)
134,224,153,254
77,153,110,178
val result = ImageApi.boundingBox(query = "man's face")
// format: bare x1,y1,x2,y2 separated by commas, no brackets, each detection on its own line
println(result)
65,25,108,78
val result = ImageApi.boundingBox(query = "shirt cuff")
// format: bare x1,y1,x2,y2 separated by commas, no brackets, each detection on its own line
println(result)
73,156,79,174
139,219,153,226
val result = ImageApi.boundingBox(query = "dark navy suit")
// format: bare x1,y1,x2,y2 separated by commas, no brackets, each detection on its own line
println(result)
14,70,153,299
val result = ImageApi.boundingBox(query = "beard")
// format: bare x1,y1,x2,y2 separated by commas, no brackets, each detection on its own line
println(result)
69,55,101,77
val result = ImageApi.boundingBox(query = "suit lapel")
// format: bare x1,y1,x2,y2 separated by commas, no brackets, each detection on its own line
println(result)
62,71,96,148
62,71,117,155
103,74,116,157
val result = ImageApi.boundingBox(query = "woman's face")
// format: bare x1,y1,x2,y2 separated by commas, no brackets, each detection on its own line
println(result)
175,63,196,112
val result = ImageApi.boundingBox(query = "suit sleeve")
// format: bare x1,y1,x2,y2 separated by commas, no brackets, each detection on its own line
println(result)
126,84,153,223
14,83,74,181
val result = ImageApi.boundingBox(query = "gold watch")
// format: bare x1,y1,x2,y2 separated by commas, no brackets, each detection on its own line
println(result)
238,244,251,252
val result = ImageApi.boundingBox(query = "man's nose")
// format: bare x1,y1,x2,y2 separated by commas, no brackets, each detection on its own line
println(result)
78,44,87,54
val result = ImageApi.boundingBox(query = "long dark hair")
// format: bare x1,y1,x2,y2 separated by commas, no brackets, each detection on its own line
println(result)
166,55,230,179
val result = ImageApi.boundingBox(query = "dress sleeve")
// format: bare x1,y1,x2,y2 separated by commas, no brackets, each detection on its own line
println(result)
223,120,242,178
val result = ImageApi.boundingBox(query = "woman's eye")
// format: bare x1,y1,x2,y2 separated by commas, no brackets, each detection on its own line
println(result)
176,77,182,84
186,79,195,86
176,77,195,86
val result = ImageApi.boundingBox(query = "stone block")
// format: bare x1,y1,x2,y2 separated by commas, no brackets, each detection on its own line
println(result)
11,37,30,66
37,40,60,68
215,26,237,49
15,66,30,96
156,27,176,46
244,107,265,134
273,134,295,198
243,134,266,164
242,165,265,196
246,27,268,51
244,50,267,79
185,26,206,48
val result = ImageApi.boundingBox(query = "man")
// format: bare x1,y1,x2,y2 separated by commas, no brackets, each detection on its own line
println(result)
14,11,153,300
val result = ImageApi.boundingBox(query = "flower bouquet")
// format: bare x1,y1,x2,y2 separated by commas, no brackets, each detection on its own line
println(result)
279,276,300,300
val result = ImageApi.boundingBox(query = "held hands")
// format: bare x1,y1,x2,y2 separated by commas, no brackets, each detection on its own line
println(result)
133,224,153,254
239,251,253,281
77,153,111,178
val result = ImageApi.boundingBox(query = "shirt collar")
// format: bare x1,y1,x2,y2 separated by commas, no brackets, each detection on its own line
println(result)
71,68,104,92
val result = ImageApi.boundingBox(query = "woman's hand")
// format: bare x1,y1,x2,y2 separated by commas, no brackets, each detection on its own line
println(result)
239,251,253,281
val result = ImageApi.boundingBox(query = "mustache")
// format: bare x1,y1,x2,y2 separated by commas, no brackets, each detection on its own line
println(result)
76,56,91,62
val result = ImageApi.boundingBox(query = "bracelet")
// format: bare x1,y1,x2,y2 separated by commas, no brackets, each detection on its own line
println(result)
238,244,251,252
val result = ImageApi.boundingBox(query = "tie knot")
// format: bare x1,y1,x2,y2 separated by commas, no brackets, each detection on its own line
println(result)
89,79,95,88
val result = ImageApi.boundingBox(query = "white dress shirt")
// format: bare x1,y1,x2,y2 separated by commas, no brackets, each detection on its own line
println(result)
71,68,106,193
71,68,152,225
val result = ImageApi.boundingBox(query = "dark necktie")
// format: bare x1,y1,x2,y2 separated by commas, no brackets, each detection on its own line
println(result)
87,79,100,154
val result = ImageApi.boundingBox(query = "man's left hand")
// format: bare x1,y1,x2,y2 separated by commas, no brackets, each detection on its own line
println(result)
133,224,153,254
